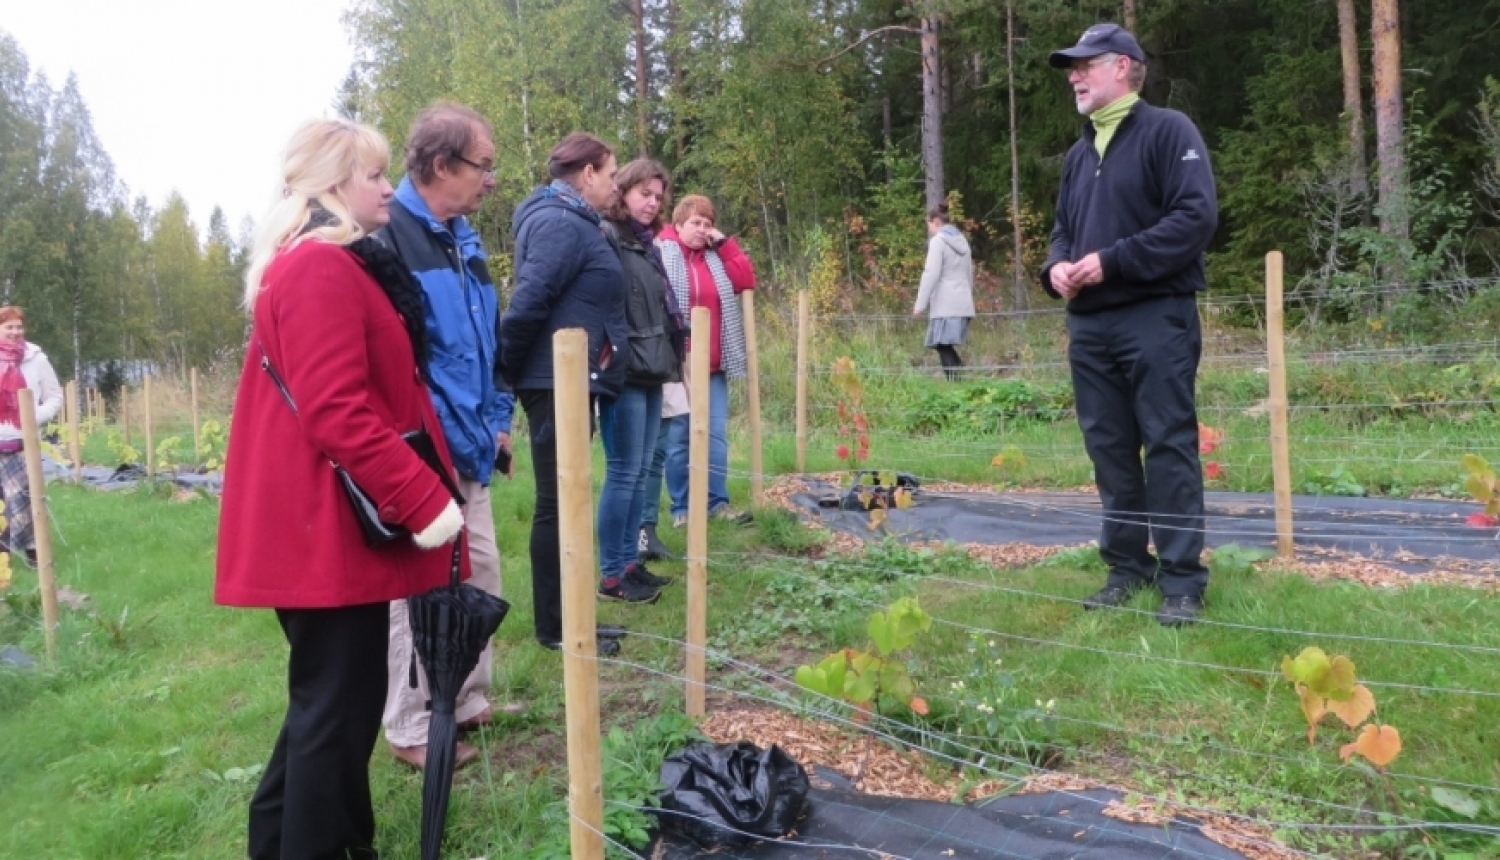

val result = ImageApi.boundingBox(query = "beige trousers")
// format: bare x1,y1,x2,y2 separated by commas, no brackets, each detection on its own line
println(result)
383,477,501,748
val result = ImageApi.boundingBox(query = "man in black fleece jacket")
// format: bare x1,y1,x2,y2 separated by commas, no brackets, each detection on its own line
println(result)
1040,24,1218,627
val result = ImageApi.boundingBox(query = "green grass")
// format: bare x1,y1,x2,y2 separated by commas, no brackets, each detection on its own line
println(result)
6,318,1500,858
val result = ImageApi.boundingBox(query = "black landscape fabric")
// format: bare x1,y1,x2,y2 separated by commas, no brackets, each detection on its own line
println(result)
653,767,1249,860
793,482,1500,572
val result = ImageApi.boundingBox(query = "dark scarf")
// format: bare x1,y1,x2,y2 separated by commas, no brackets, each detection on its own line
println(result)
301,205,430,380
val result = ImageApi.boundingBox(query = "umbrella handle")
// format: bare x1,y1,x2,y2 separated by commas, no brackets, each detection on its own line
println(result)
449,531,464,589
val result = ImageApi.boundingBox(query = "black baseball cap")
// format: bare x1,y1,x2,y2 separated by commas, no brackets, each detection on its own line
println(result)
1048,23,1145,68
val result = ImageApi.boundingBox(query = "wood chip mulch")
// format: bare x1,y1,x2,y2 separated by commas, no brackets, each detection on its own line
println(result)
699,705,1303,860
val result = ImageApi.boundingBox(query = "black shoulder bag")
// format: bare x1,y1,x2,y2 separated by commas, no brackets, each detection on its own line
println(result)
258,344,464,546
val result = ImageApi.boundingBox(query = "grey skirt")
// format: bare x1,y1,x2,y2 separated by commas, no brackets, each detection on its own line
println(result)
924,316,970,347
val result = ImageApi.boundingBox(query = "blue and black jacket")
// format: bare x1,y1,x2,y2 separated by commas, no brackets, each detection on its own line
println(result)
376,178,513,485
1041,100,1219,315
499,187,627,397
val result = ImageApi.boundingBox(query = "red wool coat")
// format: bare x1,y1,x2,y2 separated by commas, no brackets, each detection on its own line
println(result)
216,239,466,609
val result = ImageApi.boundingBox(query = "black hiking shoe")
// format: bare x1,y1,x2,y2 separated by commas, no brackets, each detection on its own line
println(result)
639,525,675,561
626,561,674,590
1156,595,1204,628
1081,585,1138,611
539,637,621,657
599,574,661,604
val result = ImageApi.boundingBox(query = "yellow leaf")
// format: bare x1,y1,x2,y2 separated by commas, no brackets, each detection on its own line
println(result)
1320,655,1358,701
867,508,887,530
1462,453,1490,475
1340,724,1402,768
1297,684,1327,745
893,488,913,509
991,453,1007,467
1328,684,1375,728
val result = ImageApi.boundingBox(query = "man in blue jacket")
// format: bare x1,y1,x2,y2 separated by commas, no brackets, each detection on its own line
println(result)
1041,24,1219,627
377,103,515,768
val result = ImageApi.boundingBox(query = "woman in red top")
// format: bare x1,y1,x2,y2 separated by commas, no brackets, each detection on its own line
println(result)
216,119,465,860
656,194,756,524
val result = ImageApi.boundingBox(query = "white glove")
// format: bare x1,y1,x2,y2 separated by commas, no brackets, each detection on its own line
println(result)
412,499,463,549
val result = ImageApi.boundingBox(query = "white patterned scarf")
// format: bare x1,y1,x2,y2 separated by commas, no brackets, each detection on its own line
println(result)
656,238,748,380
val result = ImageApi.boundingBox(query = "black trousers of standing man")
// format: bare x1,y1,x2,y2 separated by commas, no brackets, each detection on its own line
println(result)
248,602,388,860
1066,293,1209,599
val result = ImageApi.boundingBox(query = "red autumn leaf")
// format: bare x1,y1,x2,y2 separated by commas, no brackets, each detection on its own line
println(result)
1340,724,1402,768
1465,512,1498,528
909,696,930,715
835,445,850,460
854,414,869,432
1204,461,1225,480
837,402,850,421
1198,422,1222,455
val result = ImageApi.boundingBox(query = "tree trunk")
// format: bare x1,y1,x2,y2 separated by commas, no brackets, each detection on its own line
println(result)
1371,0,1407,252
1337,0,1368,198
920,8,944,211
1123,0,1138,31
1007,0,1026,310
667,0,684,161
633,0,649,157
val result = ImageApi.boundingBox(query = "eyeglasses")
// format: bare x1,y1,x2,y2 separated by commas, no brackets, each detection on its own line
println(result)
1068,55,1119,77
450,152,497,179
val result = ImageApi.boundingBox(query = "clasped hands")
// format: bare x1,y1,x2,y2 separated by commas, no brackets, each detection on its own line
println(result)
1048,252,1104,300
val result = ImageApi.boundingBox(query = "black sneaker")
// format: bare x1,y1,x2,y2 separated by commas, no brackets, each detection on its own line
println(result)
1157,594,1204,627
626,561,674,589
638,525,675,561
538,637,622,657
1081,585,1137,611
599,574,661,604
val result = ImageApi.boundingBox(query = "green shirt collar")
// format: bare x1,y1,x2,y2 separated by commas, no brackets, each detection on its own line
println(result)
1091,92,1140,158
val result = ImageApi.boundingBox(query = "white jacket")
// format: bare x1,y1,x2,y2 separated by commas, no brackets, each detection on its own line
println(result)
0,342,63,440
913,227,976,319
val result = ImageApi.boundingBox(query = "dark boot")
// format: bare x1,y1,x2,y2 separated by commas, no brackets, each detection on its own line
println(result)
23,548,36,569
638,524,674,561
937,345,963,381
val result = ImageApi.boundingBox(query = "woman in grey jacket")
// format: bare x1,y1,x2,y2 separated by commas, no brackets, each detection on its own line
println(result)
912,202,975,380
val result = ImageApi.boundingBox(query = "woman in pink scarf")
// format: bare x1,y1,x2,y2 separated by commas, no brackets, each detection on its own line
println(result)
0,307,63,567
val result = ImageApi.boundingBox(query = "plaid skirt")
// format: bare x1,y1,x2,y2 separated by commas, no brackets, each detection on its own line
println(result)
0,450,32,550
924,316,970,347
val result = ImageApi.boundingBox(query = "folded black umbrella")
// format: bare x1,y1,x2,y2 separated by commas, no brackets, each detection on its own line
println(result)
407,535,510,860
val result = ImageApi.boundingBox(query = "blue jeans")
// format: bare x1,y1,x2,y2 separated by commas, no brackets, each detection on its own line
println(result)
640,414,683,528
666,372,730,518
598,384,663,579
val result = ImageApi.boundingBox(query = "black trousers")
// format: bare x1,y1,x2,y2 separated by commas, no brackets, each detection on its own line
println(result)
934,345,963,381
248,602,389,860
520,389,564,643
1066,294,1209,598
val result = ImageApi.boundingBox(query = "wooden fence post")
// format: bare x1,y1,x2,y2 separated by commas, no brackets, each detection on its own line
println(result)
18,390,58,666
794,290,810,473
553,328,605,860
121,386,130,447
1266,251,1294,559
143,374,154,476
66,382,81,483
741,291,763,508
190,367,201,461
686,307,710,718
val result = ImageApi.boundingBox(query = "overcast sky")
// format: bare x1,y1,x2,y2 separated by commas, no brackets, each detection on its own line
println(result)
1,0,356,234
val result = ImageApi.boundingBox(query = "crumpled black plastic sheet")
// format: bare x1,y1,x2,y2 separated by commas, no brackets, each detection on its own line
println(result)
656,741,811,848
653,766,1249,859
795,482,1500,572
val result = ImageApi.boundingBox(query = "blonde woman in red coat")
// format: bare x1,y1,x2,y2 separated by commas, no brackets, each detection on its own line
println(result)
216,119,466,860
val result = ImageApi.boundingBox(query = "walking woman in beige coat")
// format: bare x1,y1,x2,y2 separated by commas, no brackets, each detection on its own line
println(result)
912,202,976,380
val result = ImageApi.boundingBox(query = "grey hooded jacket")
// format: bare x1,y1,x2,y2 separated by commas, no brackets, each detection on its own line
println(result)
913,226,975,318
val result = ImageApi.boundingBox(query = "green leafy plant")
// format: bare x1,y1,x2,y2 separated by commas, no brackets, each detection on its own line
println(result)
1279,647,1401,768
830,356,870,471
940,632,1059,767
795,596,932,718
904,379,1072,438
154,436,185,474
103,429,141,468
1301,465,1365,497
1460,453,1499,527
198,419,226,471
1207,543,1275,578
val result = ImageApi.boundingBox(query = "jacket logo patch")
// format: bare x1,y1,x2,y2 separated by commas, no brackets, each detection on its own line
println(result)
1182,149,1201,161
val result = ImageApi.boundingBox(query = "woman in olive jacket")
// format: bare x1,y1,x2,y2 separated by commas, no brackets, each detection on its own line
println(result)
596,158,682,600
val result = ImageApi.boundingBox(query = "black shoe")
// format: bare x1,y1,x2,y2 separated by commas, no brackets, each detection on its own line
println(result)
597,624,628,640
626,561,674,589
1157,595,1204,627
1081,585,1138,611
599,574,661,604
638,525,675,561
538,637,622,657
